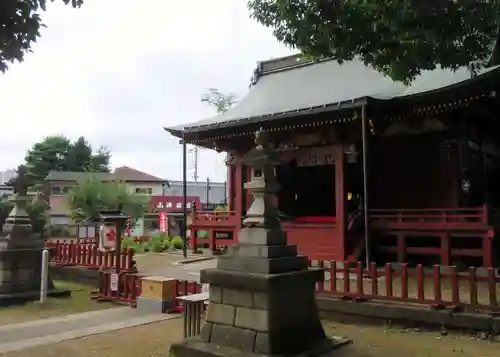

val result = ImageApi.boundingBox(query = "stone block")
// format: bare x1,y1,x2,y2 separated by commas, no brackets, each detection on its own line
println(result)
217,255,308,274
211,324,256,352
201,267,323,292
238,228,287,246
205,303,236,326
255,331,271,355
199,322,213,342
235,244,297,259
235,307,269,332
492,316,500,334
252,292,269,310
452,312,492,331
222,288,253,307
0,269,12,283
209,285,222,303
17,268,34,281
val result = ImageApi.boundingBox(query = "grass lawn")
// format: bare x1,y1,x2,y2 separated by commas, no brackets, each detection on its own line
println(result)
2,318,499,357
0,281,114,326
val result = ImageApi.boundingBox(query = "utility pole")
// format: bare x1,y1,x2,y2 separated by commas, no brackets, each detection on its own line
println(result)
189,146,199,183
206,177,211,207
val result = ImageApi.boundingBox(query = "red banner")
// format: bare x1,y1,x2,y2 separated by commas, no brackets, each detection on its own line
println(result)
159,212,167,232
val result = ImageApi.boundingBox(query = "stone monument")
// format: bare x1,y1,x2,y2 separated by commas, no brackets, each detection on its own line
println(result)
0,167,67,305
170,128,352,356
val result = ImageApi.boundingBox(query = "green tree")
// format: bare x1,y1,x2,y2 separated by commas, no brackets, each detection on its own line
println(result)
248,0,500,83
23,135,111,185
1,0,83,72
201,88,238,113
67,178,148,223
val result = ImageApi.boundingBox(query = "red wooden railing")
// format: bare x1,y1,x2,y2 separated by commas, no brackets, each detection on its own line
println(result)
94,271,142,307
312,260,500,312
370,205,489,228
45,240,134,272
92,263,499,315
189,205,239,252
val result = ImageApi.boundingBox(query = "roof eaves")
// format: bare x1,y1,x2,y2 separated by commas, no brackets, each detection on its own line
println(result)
184,97,368,134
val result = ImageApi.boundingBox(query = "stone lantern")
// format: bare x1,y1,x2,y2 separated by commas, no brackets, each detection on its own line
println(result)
170,128,351,356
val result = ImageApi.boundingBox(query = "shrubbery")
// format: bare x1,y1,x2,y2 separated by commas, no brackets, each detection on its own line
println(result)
121,233,184,253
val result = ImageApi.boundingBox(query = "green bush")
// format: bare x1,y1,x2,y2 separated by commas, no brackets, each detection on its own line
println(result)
171,236,184,249
151,231,170,242
50,225,71,237
149,235,170,253
121,237,145,254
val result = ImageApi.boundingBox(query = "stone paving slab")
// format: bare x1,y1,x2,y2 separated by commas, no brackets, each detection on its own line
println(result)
0,307,180,354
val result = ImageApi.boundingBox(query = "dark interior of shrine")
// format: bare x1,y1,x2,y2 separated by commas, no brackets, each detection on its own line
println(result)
276,159,336,220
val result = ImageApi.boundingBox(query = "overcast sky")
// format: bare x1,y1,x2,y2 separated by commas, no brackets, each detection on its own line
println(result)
0,0,292,182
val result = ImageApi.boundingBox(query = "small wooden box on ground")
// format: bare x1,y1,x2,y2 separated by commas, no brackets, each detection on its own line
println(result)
140,276,176,300
136,276,177,313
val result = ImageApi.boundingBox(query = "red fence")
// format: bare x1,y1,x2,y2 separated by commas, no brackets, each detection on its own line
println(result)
90,261,499,315
168,280,203,313
46,240,134,272
94,271,142,306
312,261,500,313
93,272,201,308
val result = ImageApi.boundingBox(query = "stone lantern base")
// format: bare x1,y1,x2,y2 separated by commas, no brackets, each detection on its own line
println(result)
169,228,353,357
0,238,71,306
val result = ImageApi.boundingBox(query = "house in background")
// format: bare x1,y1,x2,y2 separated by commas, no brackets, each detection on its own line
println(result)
45,166,228,237
45,166,168,229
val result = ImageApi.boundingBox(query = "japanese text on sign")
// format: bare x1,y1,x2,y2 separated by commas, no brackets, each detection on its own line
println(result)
156,201,192,209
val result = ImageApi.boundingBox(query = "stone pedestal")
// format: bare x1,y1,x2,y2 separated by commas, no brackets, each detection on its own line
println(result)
170,228,351,356
0,192,68,305
170,129,352,357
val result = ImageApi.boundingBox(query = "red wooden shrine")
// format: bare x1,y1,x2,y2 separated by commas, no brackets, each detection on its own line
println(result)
165,54,500,268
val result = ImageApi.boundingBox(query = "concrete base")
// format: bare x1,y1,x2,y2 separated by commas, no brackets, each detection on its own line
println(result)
169,336,353,357
0,288,71,306
136,296,174,314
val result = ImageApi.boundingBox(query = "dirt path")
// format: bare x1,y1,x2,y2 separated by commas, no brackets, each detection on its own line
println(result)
0,307,178,354
2,318,499,357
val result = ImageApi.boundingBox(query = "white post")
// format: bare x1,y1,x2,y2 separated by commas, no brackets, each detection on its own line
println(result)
40,249,49,304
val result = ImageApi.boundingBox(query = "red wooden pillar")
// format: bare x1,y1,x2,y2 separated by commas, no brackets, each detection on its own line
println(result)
483,236,493,267
440,233,450,266
234,160,243,229
334,144,345,257
228,164,236,211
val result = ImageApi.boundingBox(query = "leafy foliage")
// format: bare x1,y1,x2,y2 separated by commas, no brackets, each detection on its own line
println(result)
67,177,147,223
0,0,83,72
22,135,111,185
170,235,184,249
247,0,500,83
201,88,238,113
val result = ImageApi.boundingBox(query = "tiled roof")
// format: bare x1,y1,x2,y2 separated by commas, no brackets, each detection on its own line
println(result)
113,166,166,183
45,171,112,182
46,167,167,183
165,54,500,135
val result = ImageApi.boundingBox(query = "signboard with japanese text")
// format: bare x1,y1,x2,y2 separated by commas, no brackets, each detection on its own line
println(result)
110,273,119,291
214,230,234,240
149,196,201,213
